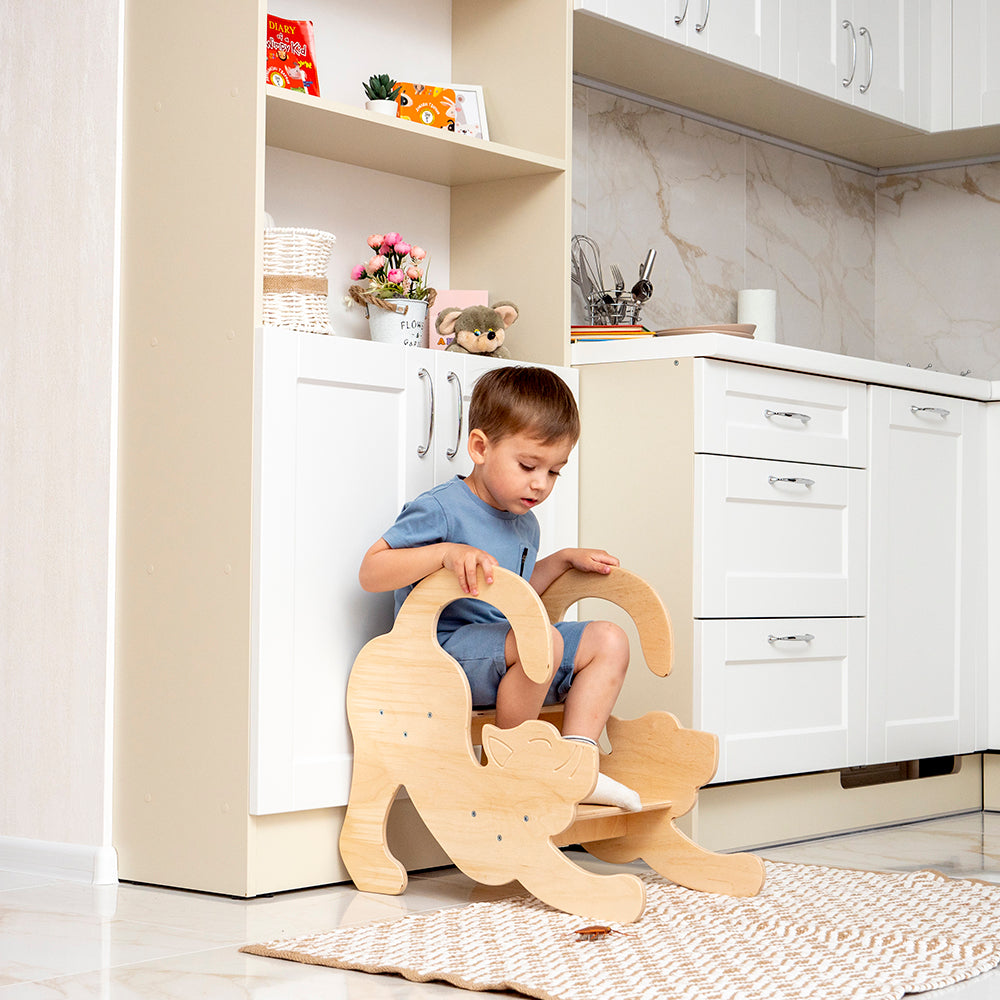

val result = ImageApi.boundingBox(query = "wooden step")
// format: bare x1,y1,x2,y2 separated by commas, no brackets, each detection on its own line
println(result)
554,798,673,848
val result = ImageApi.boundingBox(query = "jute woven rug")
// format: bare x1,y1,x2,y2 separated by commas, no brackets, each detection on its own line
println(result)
241,862,1000,1000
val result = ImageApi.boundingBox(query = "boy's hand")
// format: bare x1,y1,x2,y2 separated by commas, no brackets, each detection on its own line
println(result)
442,544,499,596
567,548,620,575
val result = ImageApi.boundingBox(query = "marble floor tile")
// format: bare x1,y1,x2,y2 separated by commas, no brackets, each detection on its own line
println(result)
0,812,997,998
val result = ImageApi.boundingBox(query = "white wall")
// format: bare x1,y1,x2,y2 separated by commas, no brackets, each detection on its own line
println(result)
0,0,120,874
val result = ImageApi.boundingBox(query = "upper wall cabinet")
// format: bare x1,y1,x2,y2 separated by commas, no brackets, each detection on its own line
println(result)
779,0,945,131
953,0,1000,128
581,0,780,77
668,0,780,77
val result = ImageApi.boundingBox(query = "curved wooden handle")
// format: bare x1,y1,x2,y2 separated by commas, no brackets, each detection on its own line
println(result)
397,567,554,684
540,568,672,677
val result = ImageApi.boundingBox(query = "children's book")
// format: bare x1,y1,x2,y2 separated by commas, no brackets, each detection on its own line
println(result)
395,83,457,130
266,15,320,96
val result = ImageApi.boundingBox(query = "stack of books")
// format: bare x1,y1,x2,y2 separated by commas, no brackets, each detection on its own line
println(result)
571,325,654,342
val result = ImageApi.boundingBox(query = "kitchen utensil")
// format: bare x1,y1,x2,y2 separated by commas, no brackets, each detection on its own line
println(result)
611,263,625,298
571,235,604,304
631,248,656,303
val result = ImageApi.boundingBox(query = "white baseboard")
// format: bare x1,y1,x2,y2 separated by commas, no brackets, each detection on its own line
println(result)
0,837,118,884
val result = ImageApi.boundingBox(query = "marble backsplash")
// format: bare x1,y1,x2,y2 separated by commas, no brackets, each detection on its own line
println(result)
573,83,1000,379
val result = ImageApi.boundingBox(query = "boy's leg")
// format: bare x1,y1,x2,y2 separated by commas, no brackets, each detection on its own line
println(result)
560,621,641,811
562,621,630,743
495,625,564,729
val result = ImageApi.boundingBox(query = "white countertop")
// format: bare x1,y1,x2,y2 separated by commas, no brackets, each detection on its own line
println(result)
571,335,998,402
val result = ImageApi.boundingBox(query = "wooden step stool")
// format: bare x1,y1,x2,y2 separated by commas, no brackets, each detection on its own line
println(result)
340,565,764,923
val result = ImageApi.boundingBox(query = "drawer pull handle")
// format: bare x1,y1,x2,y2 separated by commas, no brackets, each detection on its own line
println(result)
446,371,464,459
910,405,950,419
765,409,811,424
768,633,815,644
416,367,434,457
768,475,815,488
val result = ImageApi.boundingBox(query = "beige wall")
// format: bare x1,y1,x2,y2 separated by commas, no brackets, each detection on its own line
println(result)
0,0,120,852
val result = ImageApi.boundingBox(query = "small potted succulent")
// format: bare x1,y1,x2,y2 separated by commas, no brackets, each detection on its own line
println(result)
363,74,401,116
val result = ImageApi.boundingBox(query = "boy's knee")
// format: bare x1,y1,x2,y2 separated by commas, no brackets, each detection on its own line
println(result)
585,621,630,669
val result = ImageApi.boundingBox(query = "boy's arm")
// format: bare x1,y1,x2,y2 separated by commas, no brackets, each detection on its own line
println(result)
529,548,619,595
359,538,499,597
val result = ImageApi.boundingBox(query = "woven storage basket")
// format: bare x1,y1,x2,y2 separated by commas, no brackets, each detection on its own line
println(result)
262,227,336,334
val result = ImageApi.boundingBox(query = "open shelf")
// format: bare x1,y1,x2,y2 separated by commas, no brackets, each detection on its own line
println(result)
265,87,565,187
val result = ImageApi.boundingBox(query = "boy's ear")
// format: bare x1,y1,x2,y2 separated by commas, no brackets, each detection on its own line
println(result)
467,428,489,465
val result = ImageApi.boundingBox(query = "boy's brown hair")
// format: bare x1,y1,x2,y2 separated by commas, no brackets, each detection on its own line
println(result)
468,366,580,445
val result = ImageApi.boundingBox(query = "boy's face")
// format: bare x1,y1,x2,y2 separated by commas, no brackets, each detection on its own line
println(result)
468,430,574,515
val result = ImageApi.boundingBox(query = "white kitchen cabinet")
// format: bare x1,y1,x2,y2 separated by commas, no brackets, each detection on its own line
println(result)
867,386,987,764
696,358,867,467
695,454,866,619
588,0,779,74
697,617,867,782
577,356,868,783
778,0,942,129
953,0,1000,128
687,0,780,77
251,331,579,816
117,0,575,894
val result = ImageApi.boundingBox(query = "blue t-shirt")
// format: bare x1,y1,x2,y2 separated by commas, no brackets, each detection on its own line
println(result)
382,476,540,638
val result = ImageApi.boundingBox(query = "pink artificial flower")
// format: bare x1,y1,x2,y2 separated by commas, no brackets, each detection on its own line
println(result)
350,264,366,281
383,232,401,246
367,234,384,249
406,265,421,280
366,255,386,275
394,241,411,256
409,246,426,261
387,268,405,283
379,243,393,256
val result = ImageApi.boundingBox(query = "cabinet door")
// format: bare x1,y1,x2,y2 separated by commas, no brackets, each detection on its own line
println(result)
867,387,987,764
251,332,418,815
695,454,867,618
780,0,924,126
698,617,867,781
953,0,1000,128
600,0,669,38
779,0,841,100
693,0,780,75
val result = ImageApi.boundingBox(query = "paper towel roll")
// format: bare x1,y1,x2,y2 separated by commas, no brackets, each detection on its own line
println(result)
738,289,777,342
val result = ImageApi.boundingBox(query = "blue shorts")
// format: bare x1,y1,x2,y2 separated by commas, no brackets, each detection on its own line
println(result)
440,620,589,709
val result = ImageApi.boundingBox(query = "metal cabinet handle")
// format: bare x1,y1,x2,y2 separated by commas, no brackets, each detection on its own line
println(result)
859,26,874,93
446,371,463,460
768,633,816,644
674,0,690,25
768,475,815,487
695,0,710,32
911,405,950,418
764,409,811,424
416,368,434,458
841,19,857,88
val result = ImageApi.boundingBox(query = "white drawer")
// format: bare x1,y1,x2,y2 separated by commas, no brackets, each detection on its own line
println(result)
696,617,867,782
695,359,867,467
695,455,867,618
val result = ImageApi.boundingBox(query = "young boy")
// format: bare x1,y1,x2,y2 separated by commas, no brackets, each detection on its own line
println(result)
359,365,641,809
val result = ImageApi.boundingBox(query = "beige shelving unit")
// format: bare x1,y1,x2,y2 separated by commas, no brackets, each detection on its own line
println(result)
115,0,573,896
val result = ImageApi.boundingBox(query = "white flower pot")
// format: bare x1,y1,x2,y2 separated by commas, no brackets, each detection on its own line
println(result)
367,298,428,348
365,99,399,117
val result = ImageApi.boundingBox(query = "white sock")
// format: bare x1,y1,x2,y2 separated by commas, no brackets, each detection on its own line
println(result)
563,735,643,812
